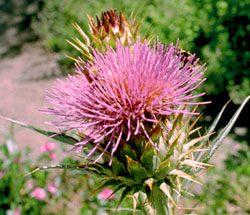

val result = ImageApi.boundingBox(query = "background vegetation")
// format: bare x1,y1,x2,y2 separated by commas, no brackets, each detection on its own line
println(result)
0,128,133,215
1,0,249,214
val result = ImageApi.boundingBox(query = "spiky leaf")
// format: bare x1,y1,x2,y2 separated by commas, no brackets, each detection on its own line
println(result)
25,164,85,176
193,99,231,160
120,141,137,160
117,186,133,207
119,176,137,187
141,142,159,175
159,182,176,206
151,183,170,215
200,95,250,164
111,157,126,176
126,155,150,184
94,179,121,193
134,191,153,215
0,117,78,145
156,158,170,180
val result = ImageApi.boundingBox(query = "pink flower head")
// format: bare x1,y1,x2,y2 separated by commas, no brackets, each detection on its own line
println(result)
40,142,55,152
98,188,116,200
47,184,57,194
30,187,46,200
43,40,208,165
50,153,56,160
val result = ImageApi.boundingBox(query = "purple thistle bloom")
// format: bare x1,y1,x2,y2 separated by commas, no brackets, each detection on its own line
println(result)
43,40,208,165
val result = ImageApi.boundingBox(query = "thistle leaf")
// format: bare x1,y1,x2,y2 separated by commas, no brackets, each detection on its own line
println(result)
169,169,201,185
134,191,154,215
117,186,133,208
0,117,78,145
141,142,159,175
151,184,171,215
180,159,213,168
120,141,137,160
159,182,176,206
179,134,214,161
150,122,162,142
126,155,151,184
93,179,120,193
200,95,250,163
193,100,231,160
86,163,112,176
164,133,182,161
90,163,114,176
119,176,137,187
25,164,85,176
156,158,170,180
111,156,126,176
109,184,126,199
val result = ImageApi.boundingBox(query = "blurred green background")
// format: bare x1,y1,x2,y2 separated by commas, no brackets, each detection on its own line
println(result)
0,0,249,214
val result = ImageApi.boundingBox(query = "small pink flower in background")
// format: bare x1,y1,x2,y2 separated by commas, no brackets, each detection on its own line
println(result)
13,157,20,163
26,180,34,190
47,184,57,194
98,189,116,200
0,171,4,179
7,209,21,215
13,209,20,215
46,142,56,151
50,153,56,160
30,187,46,200
40,142,55,152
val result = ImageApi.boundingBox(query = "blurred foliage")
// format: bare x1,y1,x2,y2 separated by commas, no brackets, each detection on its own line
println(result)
195,137,250,215
192,0,250,104
33,0,250,104
0,130,133,215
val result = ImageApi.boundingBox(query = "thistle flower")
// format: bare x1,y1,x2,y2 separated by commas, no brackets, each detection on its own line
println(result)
44,40,207,165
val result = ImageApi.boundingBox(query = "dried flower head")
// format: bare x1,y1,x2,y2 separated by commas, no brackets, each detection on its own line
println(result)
44,40,208,164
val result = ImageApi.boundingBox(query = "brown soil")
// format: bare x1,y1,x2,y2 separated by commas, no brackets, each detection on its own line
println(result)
0,42,63,155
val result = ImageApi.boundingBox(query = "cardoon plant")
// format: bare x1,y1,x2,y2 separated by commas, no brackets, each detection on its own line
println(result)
41,39,212,214
2,9,250,215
